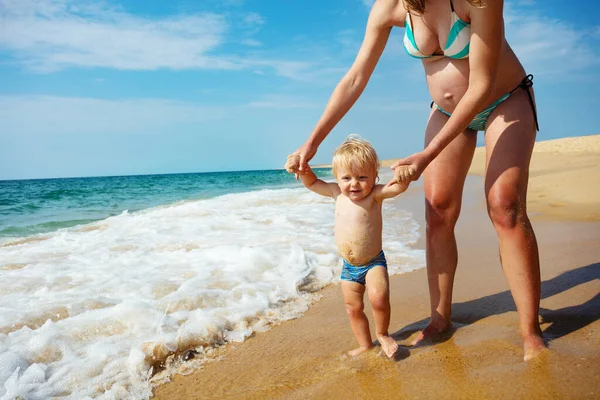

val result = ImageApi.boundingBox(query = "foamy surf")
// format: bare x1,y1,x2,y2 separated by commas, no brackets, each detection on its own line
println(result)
0,179,424,398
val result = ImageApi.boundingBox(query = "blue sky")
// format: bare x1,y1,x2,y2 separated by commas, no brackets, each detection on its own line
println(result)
0,0,598,180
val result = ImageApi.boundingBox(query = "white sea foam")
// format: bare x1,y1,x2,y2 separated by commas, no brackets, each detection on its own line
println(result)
0,182,424,399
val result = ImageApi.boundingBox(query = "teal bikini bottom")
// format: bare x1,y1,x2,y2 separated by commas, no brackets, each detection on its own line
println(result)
433,74,539,132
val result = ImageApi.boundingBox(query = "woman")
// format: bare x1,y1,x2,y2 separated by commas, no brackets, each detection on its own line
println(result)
289,0,545,361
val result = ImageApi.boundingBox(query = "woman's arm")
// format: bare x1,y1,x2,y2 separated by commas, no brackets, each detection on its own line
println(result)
295,0,396,173
392,0,505,182
425,1,504,160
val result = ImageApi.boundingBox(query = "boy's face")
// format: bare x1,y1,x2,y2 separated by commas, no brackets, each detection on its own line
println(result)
335,163,377,201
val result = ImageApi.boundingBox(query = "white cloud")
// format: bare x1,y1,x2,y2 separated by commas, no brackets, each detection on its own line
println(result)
242,59,345,82
0,0,315,80
242,12,265,27
0,92,325,137
0,95,227,135
505,6,600,78
0,0,233,72
241,39,262,47
252,59,313,80
0,93,324,139
337,29,360,52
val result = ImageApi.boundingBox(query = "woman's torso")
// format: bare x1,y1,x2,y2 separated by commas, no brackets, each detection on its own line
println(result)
334,194,383,266
388,0,526,113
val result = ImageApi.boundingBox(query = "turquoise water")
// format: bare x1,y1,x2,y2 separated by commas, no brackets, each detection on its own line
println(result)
0,167,424,398
0,169,332,238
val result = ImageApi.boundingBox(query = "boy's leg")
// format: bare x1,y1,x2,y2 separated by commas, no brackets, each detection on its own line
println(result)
365,266,398,358
341,281,373,356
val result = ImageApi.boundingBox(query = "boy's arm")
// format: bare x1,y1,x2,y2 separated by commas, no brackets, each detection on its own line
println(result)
286,153,338,198
298,168,339,198
374,179,409,201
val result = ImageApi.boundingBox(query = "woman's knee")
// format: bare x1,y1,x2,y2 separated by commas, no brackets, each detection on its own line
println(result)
486,186,527,230
425,192,461,231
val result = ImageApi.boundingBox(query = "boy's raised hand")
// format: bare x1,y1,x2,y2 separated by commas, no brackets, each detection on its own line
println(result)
378,173,410,200
391,164,417,184
285,153,300,173
285,153,302,180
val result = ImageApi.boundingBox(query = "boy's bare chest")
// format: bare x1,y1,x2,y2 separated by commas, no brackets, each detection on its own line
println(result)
334,198,381,224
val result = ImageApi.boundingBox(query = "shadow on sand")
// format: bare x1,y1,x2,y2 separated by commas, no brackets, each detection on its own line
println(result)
389,262,599,348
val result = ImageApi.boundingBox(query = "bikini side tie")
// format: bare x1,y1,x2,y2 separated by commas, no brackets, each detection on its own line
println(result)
510,74,539,131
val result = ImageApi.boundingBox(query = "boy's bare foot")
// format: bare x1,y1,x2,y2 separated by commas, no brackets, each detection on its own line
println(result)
378,335,398,358
411,321,452,346
347,345,373,357
523,333,546,361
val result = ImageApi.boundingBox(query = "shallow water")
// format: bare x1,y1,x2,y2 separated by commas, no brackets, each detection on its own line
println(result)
0,169,425,398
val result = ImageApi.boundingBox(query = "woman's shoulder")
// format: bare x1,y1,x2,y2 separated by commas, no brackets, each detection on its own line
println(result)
371,0,408,26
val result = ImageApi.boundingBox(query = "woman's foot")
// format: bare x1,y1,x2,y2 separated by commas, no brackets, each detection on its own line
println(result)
523,333,546,361
347,345,373,357
378,335,399,358
411,320,452,346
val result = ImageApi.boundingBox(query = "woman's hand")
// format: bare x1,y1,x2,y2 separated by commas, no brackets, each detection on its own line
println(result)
391,151,432,183
295,140,318,174
285,140,317,180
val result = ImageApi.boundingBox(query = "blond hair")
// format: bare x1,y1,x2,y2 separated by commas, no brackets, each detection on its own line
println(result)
332,135,380,178
404,0,483,14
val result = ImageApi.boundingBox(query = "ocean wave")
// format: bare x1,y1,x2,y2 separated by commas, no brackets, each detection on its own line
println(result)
0,186,424,398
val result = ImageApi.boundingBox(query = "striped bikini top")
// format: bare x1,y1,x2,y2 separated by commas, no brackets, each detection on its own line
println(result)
403,0,470,60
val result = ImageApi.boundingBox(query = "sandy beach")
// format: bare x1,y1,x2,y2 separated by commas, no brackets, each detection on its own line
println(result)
152,135,600,399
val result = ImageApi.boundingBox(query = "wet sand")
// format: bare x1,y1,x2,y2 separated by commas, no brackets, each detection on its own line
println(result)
152,135,600,399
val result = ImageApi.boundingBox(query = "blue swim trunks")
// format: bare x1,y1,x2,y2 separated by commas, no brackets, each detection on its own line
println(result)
340,250,387,285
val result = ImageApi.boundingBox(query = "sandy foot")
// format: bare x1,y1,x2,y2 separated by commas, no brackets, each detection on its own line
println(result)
378,335,399,358
347,345,373,357
411,322,453,346
523,334,547,361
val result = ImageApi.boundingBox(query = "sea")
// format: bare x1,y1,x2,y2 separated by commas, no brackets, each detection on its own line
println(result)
0,168,425,399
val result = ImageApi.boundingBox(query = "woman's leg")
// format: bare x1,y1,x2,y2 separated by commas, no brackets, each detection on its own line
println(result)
415,108,477,344
484,87,545,360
